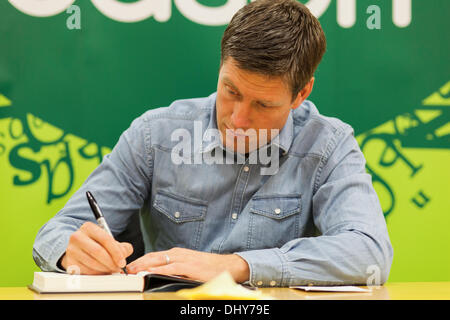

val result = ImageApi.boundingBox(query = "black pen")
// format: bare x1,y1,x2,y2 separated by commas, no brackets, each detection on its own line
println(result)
86,191,128,275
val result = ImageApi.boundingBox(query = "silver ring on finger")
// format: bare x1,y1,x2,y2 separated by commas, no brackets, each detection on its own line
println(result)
164,253,170,265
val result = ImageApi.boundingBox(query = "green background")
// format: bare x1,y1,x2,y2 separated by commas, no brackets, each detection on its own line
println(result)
0,0,449,286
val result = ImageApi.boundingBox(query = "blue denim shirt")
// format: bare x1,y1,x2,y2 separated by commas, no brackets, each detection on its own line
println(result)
33,92,393,286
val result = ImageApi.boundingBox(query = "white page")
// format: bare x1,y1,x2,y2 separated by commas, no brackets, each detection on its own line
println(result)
290,285,372,292
32,272,144,293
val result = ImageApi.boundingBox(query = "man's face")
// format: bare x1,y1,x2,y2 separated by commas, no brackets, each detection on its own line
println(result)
216,57,310,154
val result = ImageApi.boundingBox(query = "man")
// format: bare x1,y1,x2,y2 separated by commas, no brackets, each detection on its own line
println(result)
33,0,393,287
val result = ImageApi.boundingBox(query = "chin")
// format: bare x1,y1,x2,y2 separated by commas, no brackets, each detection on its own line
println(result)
225,137,259,155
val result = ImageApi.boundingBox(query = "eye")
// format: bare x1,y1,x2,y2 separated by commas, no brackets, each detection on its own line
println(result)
224,84,238,96
258,102,268,108
227,88,237,96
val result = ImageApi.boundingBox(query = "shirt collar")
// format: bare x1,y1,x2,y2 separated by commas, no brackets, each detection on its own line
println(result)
200,93,294,156
272,111,293,155
200,96,223,154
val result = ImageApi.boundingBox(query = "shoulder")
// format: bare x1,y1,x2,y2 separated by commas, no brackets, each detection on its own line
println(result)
142,93,215,121
290,100,355,158
135,93,216,147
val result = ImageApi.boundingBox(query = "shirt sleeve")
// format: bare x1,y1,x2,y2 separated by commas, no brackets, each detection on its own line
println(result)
32,113,153,272
235,125,393,287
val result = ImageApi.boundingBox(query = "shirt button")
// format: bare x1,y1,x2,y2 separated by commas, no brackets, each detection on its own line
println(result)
174,211,180,218
231,213,238,220
257,281,263,286
274,208,281,214
270,280,277,286
243,166,249,172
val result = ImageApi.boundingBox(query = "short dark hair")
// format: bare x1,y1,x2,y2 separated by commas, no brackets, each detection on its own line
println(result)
220,0,326,101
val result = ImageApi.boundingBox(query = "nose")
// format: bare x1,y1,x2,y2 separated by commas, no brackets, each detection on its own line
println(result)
230,102,252,129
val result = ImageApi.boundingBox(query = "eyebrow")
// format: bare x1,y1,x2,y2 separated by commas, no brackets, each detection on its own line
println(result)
222,77,281,107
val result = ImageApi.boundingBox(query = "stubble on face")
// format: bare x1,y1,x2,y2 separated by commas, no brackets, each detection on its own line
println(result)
215,58,296,154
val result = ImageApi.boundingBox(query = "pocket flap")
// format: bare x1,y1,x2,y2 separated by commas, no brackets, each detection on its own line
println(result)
250,194,301,220
153,191,207,223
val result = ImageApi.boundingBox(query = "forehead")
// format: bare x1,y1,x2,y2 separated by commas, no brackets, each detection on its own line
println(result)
219,58,290,96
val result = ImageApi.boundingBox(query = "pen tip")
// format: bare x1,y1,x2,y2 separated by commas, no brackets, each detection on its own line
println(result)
86,191,94,201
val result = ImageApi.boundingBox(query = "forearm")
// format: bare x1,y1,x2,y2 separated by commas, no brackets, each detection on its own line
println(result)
235,224,393,287
33,114,152,272
33,185,104,272
229,254,250,283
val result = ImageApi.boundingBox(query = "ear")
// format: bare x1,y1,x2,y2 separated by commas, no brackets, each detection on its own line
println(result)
291,77,315,110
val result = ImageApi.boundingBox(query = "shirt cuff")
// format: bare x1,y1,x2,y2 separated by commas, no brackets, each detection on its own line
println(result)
234,248,289,287
33,234,70,273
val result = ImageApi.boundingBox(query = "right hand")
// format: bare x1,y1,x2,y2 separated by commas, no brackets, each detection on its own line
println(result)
60,221,134,275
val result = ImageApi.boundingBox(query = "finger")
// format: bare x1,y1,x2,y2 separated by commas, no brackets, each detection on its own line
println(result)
71,244,121,274
72,228,123,272
75,260,108,275
127,252,168,274
120,242,134,258
64,254,109,275
81,222,126,268
81,238,122,272
148,263,184,277
126,253,159,273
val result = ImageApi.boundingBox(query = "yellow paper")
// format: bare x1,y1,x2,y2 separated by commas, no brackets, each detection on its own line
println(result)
176,272,273,300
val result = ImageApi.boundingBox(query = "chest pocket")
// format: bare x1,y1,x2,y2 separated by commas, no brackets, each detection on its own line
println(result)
247,194,302,249
152,190,207,250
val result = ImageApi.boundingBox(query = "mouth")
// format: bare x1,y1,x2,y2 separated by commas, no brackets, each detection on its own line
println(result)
224,124,252,138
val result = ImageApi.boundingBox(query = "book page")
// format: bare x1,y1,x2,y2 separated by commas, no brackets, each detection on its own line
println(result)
290,285,371,292
32,272,145,293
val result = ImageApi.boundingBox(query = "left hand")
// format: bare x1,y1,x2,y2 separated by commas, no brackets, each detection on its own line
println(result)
126,247,250,283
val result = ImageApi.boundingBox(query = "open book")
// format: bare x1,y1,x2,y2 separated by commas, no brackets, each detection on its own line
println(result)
29,271,202,293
